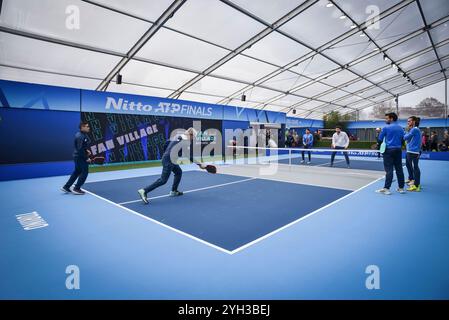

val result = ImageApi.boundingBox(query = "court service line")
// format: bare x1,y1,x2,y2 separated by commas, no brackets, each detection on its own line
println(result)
118,177,257,205
82,189,235,255
228,175,385,255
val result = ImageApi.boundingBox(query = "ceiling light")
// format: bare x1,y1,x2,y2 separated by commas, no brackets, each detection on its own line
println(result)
391,63,398,70
326,2,333,8
359,33,366,37
350,24,357,29
339,15,346,19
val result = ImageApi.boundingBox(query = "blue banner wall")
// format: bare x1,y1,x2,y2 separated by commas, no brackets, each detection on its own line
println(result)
0,80,80,111
286,117,324,128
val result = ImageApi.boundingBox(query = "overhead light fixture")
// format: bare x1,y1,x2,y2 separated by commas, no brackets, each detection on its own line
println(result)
359,33,366,37
326,2,333,8
350,24,357,29
391,63,398,70
339,15,346,20
116,73,122,85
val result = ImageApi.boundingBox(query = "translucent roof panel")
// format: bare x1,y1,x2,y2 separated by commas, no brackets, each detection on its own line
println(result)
189,76,247,97
0,65,100,90
279,0,352,49
228,0,308,24
399,50,438,72
318,89,350,102
380,76,408,90
165,0,266,49
179,92,223,104
0,0,151,54
409,63,443,81
91,0,173,22
106,83,173,98
324,34,374,66
288,54,339,79
240,87,280,103
367,66,402,83
416,74,445,87
119,60,197,90
321,70,359,87
436,43,449,57
271,95,306,107
341,79,373,93
297,99,326,110
334,0,402,25
243,32,311,66
291,111,325,119
365,2,423,47
261,71,310,91
386,34,432,62
350,53,392,76
136,28,229,71
210,55,278,83
429,22,449,45
0,32,121,79
420,0,449,25
293,81,333,97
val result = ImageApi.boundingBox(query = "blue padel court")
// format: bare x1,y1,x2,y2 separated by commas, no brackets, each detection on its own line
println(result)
83,170,349,252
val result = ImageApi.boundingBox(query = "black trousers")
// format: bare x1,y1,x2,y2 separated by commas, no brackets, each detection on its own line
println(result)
144,160,182,194
331,146,350,165
301,145,311,161
383,148,405,189
405,152,421,186
64,157,89,189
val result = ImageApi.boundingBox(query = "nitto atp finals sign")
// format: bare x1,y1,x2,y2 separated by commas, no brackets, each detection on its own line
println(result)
81,90,223,120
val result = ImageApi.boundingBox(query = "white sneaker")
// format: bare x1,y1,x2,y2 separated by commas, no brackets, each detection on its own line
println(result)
307,161,311,164
300,160,305,164
397,188,406,194
376,188,391,195
137,189,149,204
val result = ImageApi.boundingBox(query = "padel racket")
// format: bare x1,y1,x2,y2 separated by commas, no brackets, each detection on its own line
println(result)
89,156,105,165
379,138,386,154
205,165,217,174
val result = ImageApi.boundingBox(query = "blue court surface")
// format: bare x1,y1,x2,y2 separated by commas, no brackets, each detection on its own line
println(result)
1,160,449,299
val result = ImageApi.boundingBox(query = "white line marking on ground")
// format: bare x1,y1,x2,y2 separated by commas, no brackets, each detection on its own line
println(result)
82,189,235,255
118,177,257,205
228,175,385,255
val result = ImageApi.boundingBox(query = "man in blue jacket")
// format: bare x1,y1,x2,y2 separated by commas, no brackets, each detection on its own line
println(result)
137,128,206,204
404,116,422,192
301,128,313,164
61,121,91,195
376,112,405,195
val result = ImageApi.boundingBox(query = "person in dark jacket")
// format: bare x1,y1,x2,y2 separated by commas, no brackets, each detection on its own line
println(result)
61,121,91,195
137,128,207,204
430,131,438,151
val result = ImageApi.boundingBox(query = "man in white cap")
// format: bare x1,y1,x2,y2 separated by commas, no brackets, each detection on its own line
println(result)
137,128,206,204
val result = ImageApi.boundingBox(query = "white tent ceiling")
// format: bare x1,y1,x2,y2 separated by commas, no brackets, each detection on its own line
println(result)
0,0,448,119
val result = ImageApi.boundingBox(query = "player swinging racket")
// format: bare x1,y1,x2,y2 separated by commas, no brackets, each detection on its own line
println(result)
137,128,209,204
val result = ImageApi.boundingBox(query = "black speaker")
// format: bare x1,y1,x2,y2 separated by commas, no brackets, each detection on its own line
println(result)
241,94,246,102
292,109,296,114
116,74,122,85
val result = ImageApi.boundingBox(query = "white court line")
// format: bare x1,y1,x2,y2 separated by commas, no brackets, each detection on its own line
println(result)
314,159,345,167
118,177,257,205
83,189,235,255
228,175,385,255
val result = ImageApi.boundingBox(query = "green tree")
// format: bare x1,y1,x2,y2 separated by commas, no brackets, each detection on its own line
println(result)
323,111,348,131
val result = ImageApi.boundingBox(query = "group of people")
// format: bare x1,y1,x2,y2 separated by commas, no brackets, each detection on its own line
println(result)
285,129,321,148
291,126,351,167
421,130,449,152
376,112,422,195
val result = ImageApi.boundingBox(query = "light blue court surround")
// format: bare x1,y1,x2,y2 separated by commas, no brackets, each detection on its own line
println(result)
1,161,448,299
